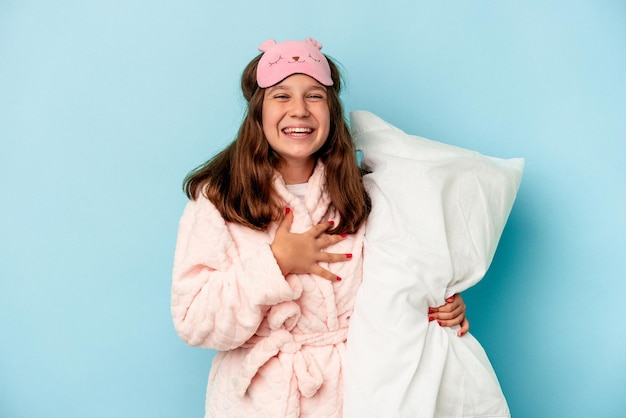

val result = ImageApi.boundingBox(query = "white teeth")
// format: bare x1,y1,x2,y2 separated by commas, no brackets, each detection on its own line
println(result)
283,127,312,134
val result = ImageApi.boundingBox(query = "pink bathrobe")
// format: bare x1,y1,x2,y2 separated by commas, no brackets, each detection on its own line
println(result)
172,163,365,418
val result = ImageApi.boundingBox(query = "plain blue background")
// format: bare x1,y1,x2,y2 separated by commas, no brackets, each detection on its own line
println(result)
1,1,625,417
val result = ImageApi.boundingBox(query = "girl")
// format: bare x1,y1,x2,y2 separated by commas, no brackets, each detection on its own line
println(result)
171,38,468,418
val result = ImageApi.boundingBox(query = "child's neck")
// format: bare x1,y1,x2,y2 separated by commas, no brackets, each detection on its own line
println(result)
278,160,315,185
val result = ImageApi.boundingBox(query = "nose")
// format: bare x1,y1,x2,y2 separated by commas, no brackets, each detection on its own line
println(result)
289,96,310,118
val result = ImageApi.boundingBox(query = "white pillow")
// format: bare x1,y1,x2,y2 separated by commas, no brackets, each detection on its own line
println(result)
343,111,523,418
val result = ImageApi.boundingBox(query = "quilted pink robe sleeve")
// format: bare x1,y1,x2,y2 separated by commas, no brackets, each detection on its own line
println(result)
171,196,300,351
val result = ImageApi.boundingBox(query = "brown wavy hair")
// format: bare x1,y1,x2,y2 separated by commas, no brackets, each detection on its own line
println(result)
183,53,370,235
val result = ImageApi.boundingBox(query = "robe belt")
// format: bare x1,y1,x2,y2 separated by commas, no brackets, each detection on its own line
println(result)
235,328,348,398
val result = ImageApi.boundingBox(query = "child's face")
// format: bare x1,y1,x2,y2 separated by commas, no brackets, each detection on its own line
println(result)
262,74,330,171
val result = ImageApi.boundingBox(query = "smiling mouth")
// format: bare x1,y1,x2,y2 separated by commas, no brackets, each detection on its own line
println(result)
282,127,313,137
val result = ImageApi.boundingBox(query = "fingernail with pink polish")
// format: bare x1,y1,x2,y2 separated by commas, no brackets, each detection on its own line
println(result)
428,316,435,322
446,296,454,303
329,220,334,226
428,308,435,314
336,276,342,281
346,253,352,259
285,207,291,214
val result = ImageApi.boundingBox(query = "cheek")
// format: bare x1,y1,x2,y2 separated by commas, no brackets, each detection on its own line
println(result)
261,106,273,135
261,101,281,124
320,109,331,137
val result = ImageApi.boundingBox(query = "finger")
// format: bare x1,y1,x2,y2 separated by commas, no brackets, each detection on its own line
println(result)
437,317,460,327
432,303,465,321
429,296,464,317
310,264,342,282
306,220,336,238
316,252,353,264
276,207,294,233
436,307,466,327
316,232,347,250
458,318,470,337
433,294,462,313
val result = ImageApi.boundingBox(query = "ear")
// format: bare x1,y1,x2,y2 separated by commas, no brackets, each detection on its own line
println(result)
305,37,323,50
258,39,277,52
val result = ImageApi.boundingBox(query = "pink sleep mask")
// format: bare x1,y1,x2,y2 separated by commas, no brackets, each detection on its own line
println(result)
256,38,333,88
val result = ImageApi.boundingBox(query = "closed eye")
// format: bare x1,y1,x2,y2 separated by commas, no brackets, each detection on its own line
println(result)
308,53,321,63
307,87,327,100
269,55,283,66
